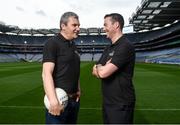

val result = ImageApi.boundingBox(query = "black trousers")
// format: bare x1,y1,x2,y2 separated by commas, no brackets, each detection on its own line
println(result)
103,103,135,124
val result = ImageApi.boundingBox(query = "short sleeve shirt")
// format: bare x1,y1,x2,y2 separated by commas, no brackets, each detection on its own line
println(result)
98,36,136,105
43,33,80,93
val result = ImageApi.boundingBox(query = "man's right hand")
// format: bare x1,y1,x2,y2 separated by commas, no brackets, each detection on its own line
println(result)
92,64,102,78
92,65,98,78
48,99,64,116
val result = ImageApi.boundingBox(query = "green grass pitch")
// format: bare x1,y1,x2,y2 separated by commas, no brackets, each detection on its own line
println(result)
0,62,180,124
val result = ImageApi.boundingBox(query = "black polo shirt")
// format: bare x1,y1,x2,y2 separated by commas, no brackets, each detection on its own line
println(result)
43,33,80,93
98,35,136,105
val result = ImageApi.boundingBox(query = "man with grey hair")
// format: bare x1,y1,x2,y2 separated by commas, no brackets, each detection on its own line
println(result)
42,11,81,124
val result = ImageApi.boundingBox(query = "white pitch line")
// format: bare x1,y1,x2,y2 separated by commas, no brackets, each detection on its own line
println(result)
0,106,180,111
0,105,43,109
136,108,180,111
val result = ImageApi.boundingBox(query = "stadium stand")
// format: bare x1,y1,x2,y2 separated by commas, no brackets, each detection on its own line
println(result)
0,0,180,64
0,30,112,62
129,0,180,31
0,21,180,63
129,0,180,64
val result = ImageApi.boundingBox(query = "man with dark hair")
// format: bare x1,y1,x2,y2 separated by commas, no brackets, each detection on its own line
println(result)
42,11,81,124
92,13,136,124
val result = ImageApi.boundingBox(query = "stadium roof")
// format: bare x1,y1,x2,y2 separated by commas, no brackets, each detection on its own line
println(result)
129,0,180,32
0,24,105,36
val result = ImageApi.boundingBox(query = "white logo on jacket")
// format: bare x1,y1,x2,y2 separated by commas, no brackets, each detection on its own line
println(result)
109,51,114,56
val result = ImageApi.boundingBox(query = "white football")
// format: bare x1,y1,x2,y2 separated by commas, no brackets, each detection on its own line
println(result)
44,88,68,109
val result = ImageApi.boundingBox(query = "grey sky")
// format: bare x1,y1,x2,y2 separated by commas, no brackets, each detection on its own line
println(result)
0,0,141,29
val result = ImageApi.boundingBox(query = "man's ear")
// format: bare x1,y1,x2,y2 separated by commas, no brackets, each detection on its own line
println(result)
114,22,120,29
61,24,66,30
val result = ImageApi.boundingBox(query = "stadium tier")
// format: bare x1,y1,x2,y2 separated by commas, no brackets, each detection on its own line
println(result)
129,0,180,31
0,21,180,63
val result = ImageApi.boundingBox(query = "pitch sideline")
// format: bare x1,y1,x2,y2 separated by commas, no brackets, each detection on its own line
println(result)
0,105,180,111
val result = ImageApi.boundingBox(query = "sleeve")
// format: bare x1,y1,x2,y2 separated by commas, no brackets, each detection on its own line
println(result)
42,40,57,63
96,54,104,64
111,43,135,69
96,47,108,65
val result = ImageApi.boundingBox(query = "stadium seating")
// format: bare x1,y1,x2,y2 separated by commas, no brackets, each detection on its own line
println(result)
0,21,180,63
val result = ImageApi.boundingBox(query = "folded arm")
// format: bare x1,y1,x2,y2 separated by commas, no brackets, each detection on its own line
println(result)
92,59,118,79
